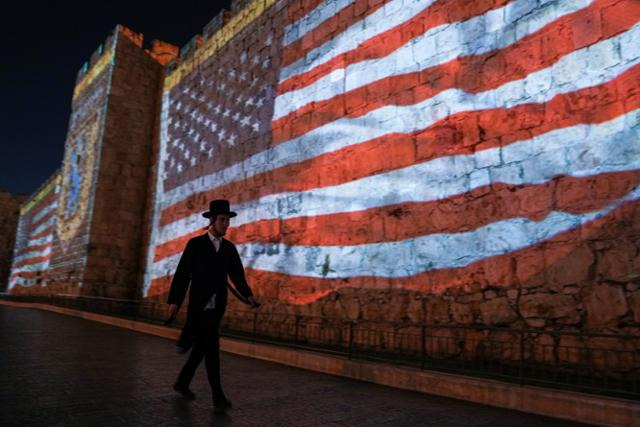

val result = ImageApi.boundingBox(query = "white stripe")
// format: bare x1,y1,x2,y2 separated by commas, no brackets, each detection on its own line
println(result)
283,0,355,46
143,92,172,296
149,184,640,281
32,201,57,223
30,214,57,237
12,246,52,264
154,109,640,244
279,0,438,82
156,29,640,213
10,259,51,275
274,0,593,120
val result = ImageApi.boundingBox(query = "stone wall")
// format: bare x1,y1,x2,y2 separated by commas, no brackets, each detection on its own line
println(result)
82,26,168,299
146,0,640,336
0,191,26,291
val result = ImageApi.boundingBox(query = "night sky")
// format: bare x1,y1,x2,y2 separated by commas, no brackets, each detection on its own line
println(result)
1,1,230,196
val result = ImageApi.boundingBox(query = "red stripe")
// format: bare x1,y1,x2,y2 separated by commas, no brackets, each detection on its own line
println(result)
148,198,640,303
154,170,640,261
24,191,57,220
158,64,640,228
153,229,206,262
16,243,52,258
282,0,393,67
273,0,640,145
286,0,328,26
9,270,46,282
7,284,44,295
30,225,55,241
12,254,51,269
29,209,56,233
280,0,510,87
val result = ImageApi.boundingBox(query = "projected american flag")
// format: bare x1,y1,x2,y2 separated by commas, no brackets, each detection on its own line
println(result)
8,175,60,291
144,0,640,304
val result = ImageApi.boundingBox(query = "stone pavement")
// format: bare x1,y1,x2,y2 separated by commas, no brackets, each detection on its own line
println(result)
0,305,590,426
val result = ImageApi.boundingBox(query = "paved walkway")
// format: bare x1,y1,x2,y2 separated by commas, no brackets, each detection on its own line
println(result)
0,305,589,426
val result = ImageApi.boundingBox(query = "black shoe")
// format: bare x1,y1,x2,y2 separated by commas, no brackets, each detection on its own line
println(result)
213,399,233,414
173,383,196,400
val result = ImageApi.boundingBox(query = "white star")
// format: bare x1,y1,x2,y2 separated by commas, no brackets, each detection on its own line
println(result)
236,94,244,103
217,128,226,139
205,118,211,127
252,55,260,65
177,163,183,173
188,128,195,136
176,101,182,110
250,77,259,87
184,148,191,160
232,112,241,121
199,78,206,87
266,33,272,46
229,69,236,78
171,138,180,147
222,109,230,118
244,97,254,107
239,71,247,81
207,147,214,158
251,121,260,132
170,156,176,167
207,102,214,109
199,140,207,151
218,82,226,91
190,156,197,167
255,98,265,108
228,133,237,146
210,122,218,132
262,57,270,69
177,142,185,151
194,132,201,141
214,105,221,114
240,52,247,63
190,110,198,120
240,116,251,127
198,95,205,103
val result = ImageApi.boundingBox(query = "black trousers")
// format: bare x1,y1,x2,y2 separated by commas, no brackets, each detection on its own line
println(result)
175,309,226,403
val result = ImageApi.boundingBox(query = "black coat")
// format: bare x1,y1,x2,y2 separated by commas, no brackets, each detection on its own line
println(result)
167,233,253,348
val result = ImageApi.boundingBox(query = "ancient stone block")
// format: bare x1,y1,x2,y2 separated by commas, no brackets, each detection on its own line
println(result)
630,291,640,323
479,297,518,326
425,298,450,324
582,283,628,328
544,244,594,289
518,293,577,321
449,302,474,324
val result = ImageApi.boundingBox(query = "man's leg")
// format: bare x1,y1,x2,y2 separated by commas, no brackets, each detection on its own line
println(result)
203,310,228,406
175,314,206,391
175,342,206,388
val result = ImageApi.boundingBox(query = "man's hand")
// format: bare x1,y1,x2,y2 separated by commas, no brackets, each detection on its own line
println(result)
247,296,261,309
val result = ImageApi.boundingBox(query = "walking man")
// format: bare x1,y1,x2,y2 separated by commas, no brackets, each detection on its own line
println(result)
168,199,259,413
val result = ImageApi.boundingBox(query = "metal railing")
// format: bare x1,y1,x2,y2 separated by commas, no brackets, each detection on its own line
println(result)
2,293,638,400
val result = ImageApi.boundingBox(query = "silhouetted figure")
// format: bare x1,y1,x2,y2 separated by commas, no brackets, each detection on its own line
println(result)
167,199,259,414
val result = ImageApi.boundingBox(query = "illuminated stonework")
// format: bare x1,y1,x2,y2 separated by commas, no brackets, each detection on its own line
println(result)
57,113,101,250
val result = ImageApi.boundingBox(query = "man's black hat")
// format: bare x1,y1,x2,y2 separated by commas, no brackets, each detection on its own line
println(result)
202,199,237,218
